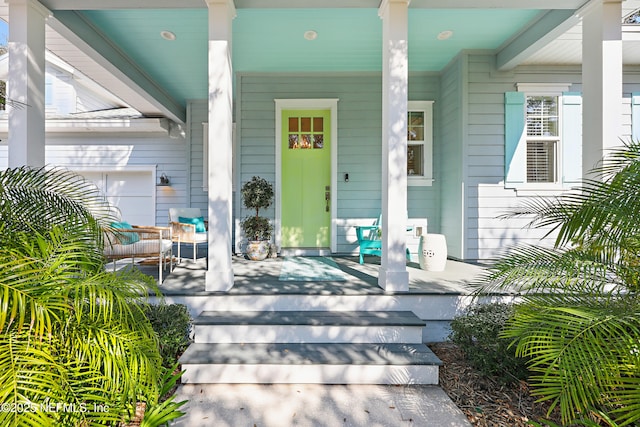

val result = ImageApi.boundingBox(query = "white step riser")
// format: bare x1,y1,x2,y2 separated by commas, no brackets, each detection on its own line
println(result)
194,324,424,344
181,363,439,385
157,294,514,322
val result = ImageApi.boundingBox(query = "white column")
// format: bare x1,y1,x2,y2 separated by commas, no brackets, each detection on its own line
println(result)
7,0,49,168
581,0,623,177
205,0,236,291
378,0,409,292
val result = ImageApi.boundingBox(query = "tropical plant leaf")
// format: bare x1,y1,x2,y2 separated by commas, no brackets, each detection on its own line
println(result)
0,167,174,426
0,166,116,248
477,141,640,425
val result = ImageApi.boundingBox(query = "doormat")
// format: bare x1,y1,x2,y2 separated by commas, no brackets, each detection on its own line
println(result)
279,257,347,281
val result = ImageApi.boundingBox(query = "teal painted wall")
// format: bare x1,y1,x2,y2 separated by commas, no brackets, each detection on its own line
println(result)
236,72,440,254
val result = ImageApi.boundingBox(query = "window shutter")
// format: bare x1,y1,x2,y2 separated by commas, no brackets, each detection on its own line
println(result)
632,93,640,141
562,92,582,186
504,92,526,186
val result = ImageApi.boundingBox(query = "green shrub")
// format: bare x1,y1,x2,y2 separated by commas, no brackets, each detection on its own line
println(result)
449,302,529,384
142,303,192,368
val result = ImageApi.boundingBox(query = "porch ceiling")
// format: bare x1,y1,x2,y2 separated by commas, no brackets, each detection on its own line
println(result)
3,0,640,123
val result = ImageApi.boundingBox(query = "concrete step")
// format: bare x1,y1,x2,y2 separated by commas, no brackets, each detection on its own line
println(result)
179,342,441,385
192,310,426,344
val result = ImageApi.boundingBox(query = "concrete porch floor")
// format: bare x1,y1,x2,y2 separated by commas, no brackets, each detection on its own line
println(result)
155,254,488,296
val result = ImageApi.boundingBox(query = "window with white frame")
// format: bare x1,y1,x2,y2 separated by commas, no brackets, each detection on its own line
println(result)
505,83,581,191
525,95,559,183
407,101,434,186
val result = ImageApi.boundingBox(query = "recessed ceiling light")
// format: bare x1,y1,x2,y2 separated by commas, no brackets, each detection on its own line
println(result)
304,30,318,41
437,30,453,40
160,30,176,41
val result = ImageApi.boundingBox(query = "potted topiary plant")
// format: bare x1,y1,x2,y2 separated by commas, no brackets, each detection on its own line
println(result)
240,176,274,260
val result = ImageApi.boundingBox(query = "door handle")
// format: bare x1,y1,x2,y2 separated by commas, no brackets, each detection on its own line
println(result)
325,186,330,212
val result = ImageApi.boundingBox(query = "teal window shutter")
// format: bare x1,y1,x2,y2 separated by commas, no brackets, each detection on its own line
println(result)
562,92,582,186
632,93,640,141
504,92,526,186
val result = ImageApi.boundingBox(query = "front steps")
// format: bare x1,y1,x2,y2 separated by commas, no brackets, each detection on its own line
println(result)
179,310,442,385
192,310,426,344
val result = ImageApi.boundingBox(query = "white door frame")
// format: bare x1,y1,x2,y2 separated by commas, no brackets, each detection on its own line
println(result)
274,98,339,253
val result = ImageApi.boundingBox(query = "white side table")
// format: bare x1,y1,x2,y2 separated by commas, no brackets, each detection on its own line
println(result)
418,234,447,271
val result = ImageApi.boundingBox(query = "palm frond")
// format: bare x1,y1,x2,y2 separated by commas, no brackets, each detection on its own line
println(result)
475,244,613,295
140,363,187,427
0,166,116,247
0,165,171,426
477,141,640,425
503,300,640,425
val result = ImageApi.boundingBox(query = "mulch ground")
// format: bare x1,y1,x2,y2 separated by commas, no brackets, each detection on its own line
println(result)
429,342,562,427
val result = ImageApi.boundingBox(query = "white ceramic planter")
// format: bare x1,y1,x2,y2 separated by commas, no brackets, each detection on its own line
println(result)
418,234,447,271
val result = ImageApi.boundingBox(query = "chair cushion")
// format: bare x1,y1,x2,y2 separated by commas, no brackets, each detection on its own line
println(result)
109,221,140,245
178,216,206,233
104,239,172,257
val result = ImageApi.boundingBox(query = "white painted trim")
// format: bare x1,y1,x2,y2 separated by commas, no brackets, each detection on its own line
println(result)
194,325,424,344
7,0,51,19
515,83,571,94
70,165,157,173
0,118,170,133
274,98,339,253
507,90,566,191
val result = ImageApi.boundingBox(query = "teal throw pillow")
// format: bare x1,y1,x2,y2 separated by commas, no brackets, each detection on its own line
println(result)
179,216,206,233
110,221,140,245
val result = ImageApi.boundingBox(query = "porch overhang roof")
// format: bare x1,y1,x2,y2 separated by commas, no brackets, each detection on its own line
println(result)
4,0,637,123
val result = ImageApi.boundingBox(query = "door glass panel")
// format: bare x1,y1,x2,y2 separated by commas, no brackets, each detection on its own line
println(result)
289,134,299,149
287,116,326,150
289,117,299,132
301,117,311,132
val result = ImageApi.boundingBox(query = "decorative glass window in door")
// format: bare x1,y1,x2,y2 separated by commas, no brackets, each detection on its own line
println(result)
288,116,324,149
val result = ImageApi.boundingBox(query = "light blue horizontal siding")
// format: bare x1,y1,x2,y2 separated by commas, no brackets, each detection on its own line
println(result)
238,72,439,254
0,132,188,227
462,54,640,261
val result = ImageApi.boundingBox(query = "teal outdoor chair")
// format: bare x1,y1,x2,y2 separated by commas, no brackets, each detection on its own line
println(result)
355,216,411,264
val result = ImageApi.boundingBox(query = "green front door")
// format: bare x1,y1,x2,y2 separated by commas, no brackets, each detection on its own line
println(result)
281,109,331,248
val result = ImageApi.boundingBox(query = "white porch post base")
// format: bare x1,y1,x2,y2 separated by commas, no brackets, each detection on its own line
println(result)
206,269,234,292
378,268,410,293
